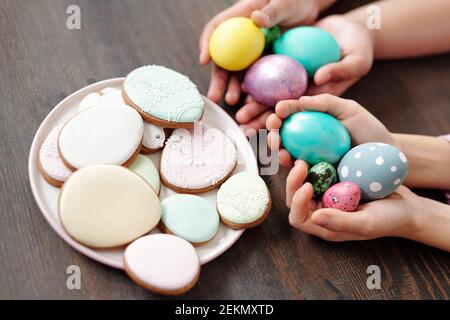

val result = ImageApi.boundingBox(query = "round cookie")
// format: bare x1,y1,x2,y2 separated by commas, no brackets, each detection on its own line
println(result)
140,124,169,154
78,87,126,112
59,165,161,248
38,127,72,187
159,194,219,245
160,124,237,194
58,104,143,170
128,155,161,194
124,234,200,295
123,65,204,128
216,171,271,229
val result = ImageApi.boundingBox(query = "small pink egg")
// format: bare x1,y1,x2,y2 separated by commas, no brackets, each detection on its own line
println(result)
322,182,361,212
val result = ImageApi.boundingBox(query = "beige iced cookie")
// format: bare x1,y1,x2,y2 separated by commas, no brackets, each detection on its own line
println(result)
59,165,161,248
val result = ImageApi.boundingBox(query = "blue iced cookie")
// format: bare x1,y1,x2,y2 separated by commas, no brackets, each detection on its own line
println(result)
159,194,220,245
123,65,204,128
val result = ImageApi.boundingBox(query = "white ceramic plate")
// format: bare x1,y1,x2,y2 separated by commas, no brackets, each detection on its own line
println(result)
28,78,257,269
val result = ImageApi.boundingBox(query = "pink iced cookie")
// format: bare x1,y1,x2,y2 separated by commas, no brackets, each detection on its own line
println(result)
38,127,72,187
124,234,200,295
322,182,361,212
160,124,237,193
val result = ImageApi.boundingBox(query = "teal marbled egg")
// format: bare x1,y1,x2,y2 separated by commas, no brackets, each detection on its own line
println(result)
274,26,341,77
308,162,337,199
280,111,351,165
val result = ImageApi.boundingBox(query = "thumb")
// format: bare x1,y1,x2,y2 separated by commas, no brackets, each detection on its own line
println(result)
251,0,286,28
311,208,376,237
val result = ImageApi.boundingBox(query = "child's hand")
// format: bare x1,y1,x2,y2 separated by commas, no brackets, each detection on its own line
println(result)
266,94,396,168
199,0,335,134
308,14,374,96
286,160,421,242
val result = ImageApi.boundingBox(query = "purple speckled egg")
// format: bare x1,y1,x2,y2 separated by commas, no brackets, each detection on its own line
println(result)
243,54,308,106
322,182,361,212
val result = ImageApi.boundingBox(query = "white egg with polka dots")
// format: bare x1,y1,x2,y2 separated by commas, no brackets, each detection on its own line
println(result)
337,142,408,200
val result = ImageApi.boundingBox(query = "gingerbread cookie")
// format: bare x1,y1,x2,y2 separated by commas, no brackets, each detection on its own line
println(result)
216,171,271,229
160,124,237,194
128,155,161,194
59,165,161,248
123,65,204,128
58,104,143,170
159,194,219,245
38,127,72,187
140,123,169,154
124,234,200,295
78,87,126,112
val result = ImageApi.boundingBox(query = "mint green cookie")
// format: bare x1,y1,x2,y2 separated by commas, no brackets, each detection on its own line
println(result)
124,65,204,123
161,194,219,244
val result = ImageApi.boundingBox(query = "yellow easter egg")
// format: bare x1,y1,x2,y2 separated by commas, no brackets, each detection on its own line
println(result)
209,17,265,71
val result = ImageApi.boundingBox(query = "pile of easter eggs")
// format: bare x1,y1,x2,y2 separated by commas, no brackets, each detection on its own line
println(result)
209,17,341,106
280,111,408,211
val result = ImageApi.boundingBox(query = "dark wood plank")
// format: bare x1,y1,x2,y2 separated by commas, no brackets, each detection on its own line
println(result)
0,0,448,299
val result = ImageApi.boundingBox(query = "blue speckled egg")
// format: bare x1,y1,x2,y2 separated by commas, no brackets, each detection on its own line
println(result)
280,111,351,165
274,26,341,77
338,143,408,200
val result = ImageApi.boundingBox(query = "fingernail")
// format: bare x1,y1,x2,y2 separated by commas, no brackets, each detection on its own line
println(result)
295,159,302,167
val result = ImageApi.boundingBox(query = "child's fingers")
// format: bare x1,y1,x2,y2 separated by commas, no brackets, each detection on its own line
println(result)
311,208,377,237
207,64,229,103
236,101,271,124
275,99,305,119
239,110,273,136
266,113,282,131
288,182,312,225
267,130,280,151
225,75,242,105
295,94,361,120
306,78,357,97
286,160,309,208
251,0,286,28
279,149,294,169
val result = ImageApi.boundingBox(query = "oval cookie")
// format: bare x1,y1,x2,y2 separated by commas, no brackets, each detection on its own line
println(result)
124,234,200,295
58,105,143,170
160,194,219,245
217,171,271,229
160,124,237,193
38,127,72,187
128,155,160,194
59,165,161,248
123,65,204,128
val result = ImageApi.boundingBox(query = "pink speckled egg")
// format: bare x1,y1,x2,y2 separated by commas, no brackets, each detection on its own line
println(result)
243,54,308,106
322,182,361,212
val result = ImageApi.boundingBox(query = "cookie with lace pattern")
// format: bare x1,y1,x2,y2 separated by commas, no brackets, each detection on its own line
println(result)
160,124,237,194
216,171,271,229
122,65,204,129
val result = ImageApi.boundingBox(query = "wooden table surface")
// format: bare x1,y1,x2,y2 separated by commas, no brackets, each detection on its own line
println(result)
1,0,449,300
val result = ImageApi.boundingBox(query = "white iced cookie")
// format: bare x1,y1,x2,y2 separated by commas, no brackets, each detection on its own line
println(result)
38,126,72,187
124,234,200,295
59,165,161,248
216,171,271,229
141,122,166,154
78,88,126,112
58,105,143,170
128,155,161,194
